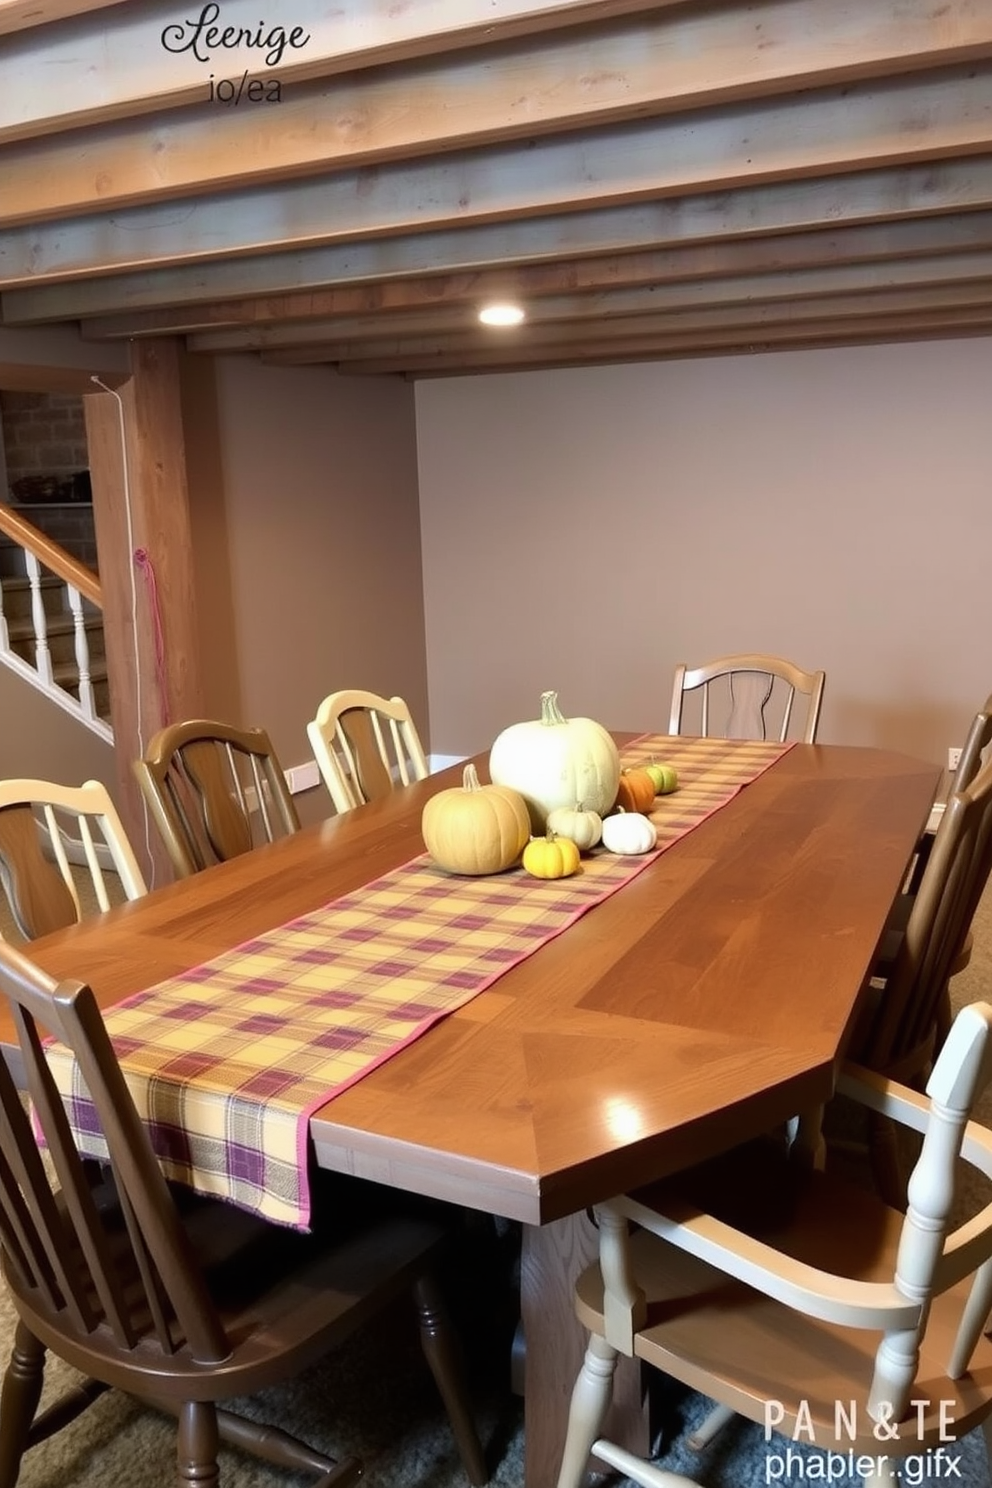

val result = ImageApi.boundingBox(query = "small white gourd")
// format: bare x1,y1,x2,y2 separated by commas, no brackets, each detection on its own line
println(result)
546,802,603,853
601,809,658,856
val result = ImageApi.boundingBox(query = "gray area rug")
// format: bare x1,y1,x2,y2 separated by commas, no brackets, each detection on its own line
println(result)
2,883,991,1487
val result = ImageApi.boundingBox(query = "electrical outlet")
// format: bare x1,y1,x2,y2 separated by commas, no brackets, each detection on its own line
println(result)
948,747,962,772
285,760,321,794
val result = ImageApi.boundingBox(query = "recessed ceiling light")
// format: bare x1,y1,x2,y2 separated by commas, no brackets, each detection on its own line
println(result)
478,302,526,327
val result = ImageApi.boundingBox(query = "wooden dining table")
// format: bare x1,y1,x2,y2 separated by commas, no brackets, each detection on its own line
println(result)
4,735,939,1486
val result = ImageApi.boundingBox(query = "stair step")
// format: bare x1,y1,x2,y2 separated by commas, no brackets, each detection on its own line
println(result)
1,574,89,623
6,613,103,640
51,659,109,686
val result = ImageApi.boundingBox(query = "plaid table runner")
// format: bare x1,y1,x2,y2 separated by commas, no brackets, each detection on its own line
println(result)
48,735,790,1228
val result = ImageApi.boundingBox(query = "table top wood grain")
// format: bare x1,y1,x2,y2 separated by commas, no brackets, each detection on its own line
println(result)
9,739,939,1226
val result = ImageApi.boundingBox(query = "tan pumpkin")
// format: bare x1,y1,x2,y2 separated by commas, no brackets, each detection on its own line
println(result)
522,832,581,880
422,764,530,875
614,767,657,815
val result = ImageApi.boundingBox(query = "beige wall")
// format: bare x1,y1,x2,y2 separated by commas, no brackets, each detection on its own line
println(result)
415,337,992,766
0,667,117,791
183,354,427,824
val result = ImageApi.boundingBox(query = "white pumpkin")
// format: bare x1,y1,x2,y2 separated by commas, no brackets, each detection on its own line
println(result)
546,802,603,853
489,691,621,830
601,810,658,855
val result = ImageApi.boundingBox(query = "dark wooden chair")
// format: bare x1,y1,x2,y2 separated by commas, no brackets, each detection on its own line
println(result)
0,778,146,941
134,719,301,878
0,941,488,1488
848,750,992,1206
668,653,825,744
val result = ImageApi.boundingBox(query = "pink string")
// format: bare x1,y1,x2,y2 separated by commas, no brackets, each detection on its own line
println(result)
133,548,170,726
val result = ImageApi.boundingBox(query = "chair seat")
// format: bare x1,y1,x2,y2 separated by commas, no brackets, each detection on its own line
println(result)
576,1166,992,1450
7,1176,457,1402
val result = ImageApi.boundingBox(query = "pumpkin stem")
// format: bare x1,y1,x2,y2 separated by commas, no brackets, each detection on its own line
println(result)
462,763,482,792
539,690,568,726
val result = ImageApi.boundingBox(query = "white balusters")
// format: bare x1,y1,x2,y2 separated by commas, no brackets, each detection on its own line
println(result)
0,529,111,744
24,551,54,686
67,584,96,721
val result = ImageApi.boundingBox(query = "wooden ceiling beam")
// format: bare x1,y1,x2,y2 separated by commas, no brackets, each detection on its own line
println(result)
1,65,990,288
4,0,991,226
315,308,992,377
0,0,682,142
256,280,992,368
0,0,127,36
184,251,992,352
6,153,992,325
76,211,992,340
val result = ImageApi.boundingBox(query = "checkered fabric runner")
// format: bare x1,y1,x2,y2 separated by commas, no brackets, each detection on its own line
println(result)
49,735,790,1228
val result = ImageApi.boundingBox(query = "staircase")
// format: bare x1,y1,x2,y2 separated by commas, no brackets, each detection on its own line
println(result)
0,500,112,743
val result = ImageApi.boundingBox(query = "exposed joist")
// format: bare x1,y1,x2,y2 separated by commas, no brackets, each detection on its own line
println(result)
329,307,992,376
1,65,990,288
0,0,680,142
0,0,127,36
4,0,991,226
7,155,992,324
393,318,992,374
77,212,992,339
184,251,992,352
257,278,992,369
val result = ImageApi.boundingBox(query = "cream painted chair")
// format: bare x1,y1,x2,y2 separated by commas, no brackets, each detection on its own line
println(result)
307,690,429,814
0,778,146,941
135,719,301,879
556,1001,992,1488
669,653,825,743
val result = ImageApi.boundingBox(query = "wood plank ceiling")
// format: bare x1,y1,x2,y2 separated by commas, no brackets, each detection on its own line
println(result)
2,0,992,377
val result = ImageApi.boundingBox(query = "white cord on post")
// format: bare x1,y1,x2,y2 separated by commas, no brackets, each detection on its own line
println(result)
89,375,157,886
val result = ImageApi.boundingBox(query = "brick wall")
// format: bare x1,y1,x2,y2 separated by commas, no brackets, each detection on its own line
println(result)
0,390,89,490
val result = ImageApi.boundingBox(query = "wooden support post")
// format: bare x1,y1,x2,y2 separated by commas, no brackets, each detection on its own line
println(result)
84,339,202,886
522,1213,648,1488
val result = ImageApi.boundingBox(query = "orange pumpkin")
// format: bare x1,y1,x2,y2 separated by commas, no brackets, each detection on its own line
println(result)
614,767,656,814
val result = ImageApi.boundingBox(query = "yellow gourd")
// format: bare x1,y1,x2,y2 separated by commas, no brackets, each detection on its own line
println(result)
522,831,581,880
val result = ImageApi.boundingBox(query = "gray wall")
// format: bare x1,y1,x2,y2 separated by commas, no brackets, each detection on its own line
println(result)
415,337,992,766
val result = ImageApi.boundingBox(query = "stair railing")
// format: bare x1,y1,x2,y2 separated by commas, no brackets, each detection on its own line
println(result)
0,500,111,743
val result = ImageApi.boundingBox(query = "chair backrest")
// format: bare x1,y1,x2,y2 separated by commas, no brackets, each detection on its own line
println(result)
669,653,825,743
951,693,992,793
134,719,301,878
307,690,429,814
0,779,146,941
0,939,230,1372
861,753,992,1078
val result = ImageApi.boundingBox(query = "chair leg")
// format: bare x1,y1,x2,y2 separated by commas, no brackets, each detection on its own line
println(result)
412,1271,488,1486
177,1400,220,1488
556,1333,619,1488
866,1110,907,1211
862,1451,900,1487
0,1321,45,1488
686,1401,737,1451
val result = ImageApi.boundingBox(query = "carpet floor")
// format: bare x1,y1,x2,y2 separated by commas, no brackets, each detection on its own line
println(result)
1,880,991,1487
